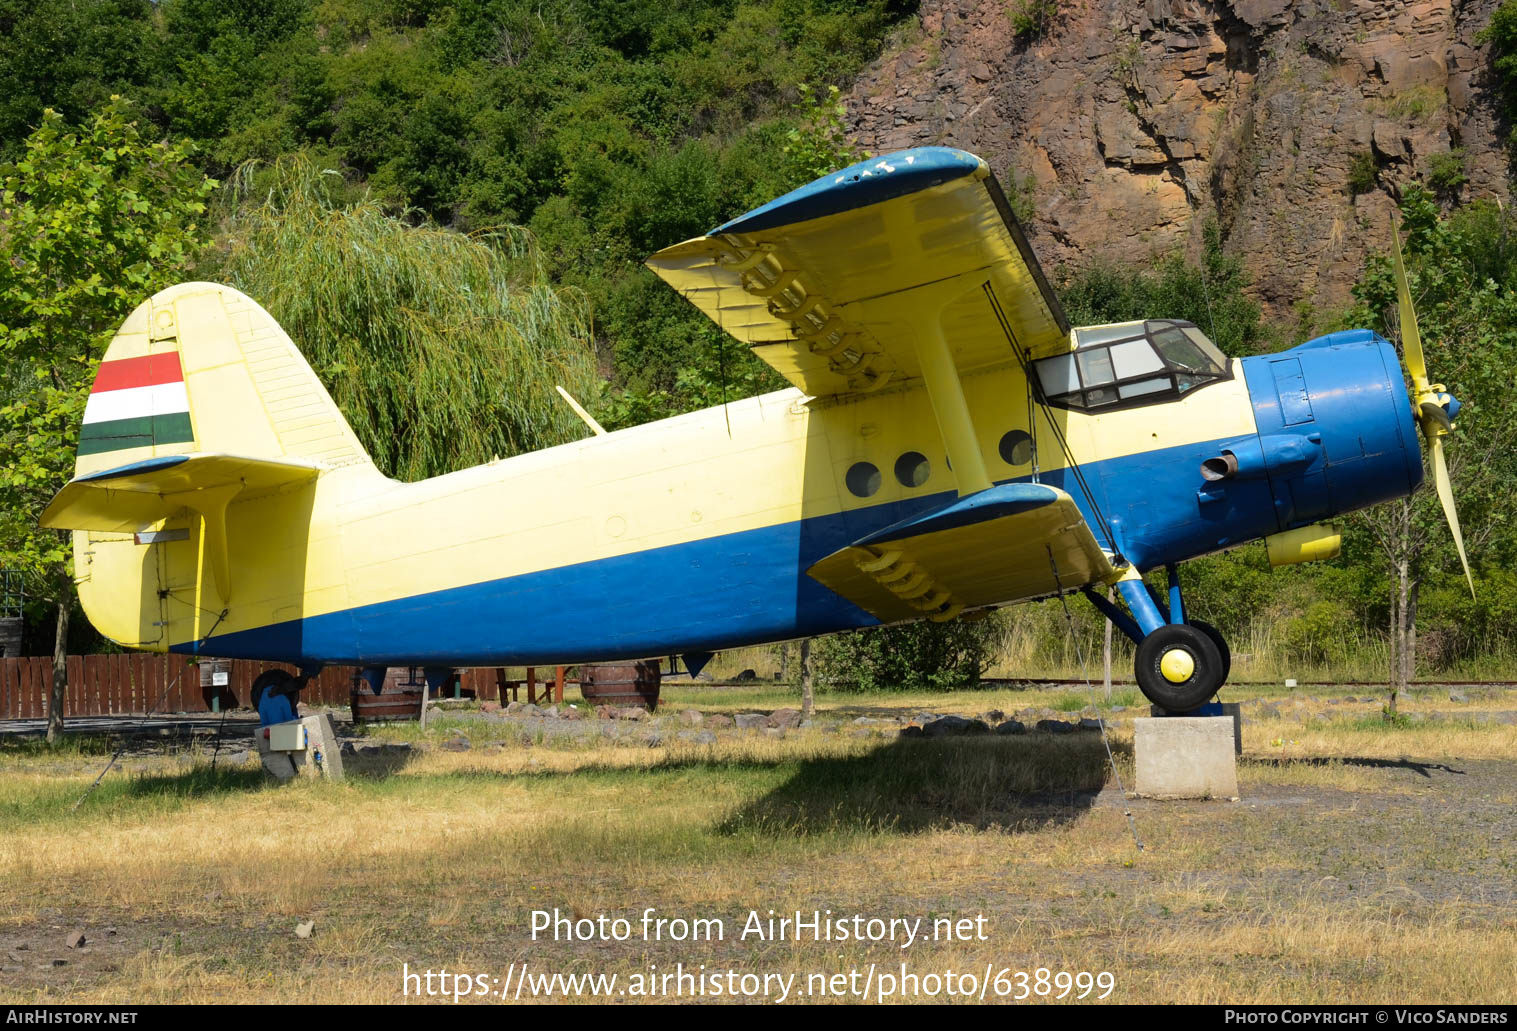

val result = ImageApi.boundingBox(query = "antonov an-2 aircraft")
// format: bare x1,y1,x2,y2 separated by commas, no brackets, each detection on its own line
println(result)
42,146,1470,715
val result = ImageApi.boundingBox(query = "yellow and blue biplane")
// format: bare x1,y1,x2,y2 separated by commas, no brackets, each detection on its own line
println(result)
41,147,1469,714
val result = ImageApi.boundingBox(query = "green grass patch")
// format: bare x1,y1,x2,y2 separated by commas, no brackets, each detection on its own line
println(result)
0,764,267,828
0,734,123,762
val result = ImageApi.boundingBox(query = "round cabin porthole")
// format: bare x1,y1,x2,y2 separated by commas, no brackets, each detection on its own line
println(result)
1000,429,1033,466
894,451,930,488
845,461,882,498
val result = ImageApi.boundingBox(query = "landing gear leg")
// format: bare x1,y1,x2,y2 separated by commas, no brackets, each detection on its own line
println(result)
1086,566,1229,713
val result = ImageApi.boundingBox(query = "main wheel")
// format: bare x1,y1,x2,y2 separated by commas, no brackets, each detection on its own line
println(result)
1134,624,1224,713
251,669,300,725
1188,619,1231,686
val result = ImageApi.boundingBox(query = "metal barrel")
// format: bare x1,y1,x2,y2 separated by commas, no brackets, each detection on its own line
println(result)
578,660,662,710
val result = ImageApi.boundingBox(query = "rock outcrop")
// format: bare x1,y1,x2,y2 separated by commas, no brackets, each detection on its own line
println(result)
848,0,1509,321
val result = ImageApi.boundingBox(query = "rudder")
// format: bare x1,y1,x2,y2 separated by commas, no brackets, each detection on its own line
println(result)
53,283,373,655
74,282,371,477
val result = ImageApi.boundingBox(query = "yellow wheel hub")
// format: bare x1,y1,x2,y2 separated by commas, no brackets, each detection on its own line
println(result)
1160,648,1195,684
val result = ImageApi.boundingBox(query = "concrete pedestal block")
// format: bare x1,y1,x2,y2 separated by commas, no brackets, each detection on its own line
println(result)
256,713,345,782
1148,702,1242,754
1133,716,1239,800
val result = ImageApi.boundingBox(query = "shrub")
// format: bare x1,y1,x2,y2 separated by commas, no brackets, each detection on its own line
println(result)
1005,169,1038,223
1009,0,1060,39
1281,600,1357,666
1425,149,1468,196
812,616,1006,693
1348,151,1377,195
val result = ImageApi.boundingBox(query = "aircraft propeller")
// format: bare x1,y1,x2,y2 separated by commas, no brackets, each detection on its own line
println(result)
1389,217,1475,596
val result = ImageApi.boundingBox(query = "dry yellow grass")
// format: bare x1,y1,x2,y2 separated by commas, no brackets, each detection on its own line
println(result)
2,688,1514,1005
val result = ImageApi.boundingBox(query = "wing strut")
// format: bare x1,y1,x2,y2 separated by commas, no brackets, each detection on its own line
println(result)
846,269,994,497
983,284,1117,552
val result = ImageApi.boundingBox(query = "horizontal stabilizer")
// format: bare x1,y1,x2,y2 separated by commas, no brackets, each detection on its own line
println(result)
806,483,1115,623
40,453,320,603
40,453,320,533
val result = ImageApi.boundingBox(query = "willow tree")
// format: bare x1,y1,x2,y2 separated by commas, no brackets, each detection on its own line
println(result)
220,155,599,480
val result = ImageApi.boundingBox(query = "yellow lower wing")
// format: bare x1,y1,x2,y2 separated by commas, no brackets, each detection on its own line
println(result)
806,483,1115,623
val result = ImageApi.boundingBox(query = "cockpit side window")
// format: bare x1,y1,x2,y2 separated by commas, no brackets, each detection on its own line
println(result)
1034,319,1230,412
1149,323,1226,381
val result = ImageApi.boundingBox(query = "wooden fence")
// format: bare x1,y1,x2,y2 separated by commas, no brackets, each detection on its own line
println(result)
0,656,526,720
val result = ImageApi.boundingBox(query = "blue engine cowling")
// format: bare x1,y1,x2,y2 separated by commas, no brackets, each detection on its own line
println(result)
1234,330,1424,533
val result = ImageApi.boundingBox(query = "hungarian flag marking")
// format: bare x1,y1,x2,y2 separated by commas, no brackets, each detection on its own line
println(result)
79,353,195,456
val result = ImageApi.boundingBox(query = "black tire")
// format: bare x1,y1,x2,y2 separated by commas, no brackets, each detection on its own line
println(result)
1188,619,1231,686
251,669,299,716
1134,623,1224,713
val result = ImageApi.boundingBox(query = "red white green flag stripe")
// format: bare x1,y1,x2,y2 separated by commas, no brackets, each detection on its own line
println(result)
78,353,195,456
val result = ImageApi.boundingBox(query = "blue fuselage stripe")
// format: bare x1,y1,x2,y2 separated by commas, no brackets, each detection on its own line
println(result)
180,431,1283,667
183,333,1426,669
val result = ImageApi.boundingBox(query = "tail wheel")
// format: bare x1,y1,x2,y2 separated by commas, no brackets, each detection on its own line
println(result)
1134,623,1224,713
1187,619,1231,686
252,669,300,725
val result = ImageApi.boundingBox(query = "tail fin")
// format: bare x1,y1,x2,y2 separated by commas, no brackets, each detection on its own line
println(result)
44,283,371,654
72,282,370,477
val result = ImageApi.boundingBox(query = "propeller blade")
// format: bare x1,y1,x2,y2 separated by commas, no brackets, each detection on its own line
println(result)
1429,433,1476,597
1419,400,1452,433
1390,216,1431,394
1389,220,1471,595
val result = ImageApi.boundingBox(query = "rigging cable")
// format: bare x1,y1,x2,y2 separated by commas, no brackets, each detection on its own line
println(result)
983,284,1117,555
1047,547,1144,853
71,607,230,812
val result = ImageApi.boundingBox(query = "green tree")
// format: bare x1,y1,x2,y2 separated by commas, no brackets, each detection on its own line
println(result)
0,0,162,161
783,83,867,185
217,154,601,479
1057,220,1266,357
0,0,916,419
0,99,216,742
1342,185,1517,711
1477,0,1517,152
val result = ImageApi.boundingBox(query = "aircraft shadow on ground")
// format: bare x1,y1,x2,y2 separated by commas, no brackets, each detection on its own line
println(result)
76,729,1121,832
714,735,1119,837
381,734,1120,837
341,749,423,779
114,765,266,799
1247,755,1468,779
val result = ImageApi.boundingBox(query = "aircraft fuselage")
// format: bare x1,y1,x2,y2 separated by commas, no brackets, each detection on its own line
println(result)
74,325,1420,670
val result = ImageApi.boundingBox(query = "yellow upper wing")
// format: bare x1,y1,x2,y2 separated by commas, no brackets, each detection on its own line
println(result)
645,147,1069,400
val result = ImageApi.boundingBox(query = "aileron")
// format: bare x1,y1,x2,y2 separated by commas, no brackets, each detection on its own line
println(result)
646,146,1071,406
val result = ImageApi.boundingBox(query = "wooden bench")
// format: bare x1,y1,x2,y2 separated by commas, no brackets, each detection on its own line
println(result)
496,666,569,705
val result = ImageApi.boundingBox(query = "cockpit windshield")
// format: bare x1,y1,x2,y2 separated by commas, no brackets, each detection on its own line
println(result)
1034,320,1229,411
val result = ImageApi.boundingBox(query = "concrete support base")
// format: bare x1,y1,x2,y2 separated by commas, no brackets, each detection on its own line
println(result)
1148,702,1242,753
1133,716,1239,801
256,713,345,782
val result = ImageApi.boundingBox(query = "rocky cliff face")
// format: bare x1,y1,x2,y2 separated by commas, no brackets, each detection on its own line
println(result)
848,0,1510,323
